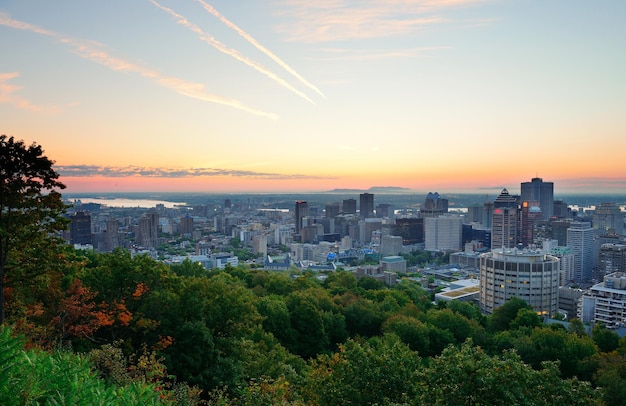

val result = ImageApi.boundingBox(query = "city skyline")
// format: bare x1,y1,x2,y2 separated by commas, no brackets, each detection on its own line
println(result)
2,1,625,194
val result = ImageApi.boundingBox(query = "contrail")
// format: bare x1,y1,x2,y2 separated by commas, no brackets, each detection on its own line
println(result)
195,0,326,99
0,13,278,120
150,0,315,105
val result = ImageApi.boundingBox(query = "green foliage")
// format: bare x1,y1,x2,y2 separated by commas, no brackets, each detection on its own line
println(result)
418,339,601,405
488,297,533,332
0,326,167,405
592,323,620,353
305,334,421,405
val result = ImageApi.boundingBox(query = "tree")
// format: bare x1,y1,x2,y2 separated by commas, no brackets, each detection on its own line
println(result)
304,334,422,405
488,297,532,332
0,135,66,325
419,339,601,405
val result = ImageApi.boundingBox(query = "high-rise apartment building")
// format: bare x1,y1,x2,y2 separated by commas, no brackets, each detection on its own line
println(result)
359,193,374,219
294,201,308,234
104,218,119,251
598,243,626,279
479,248,560,316
491,189,519,249
580,272,626,328
180,215,194,235
520,177,554,220
567,222,596,284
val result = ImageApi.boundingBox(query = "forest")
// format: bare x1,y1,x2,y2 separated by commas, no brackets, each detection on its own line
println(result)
1,135,625,405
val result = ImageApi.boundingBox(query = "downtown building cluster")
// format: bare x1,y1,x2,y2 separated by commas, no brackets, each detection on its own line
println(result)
65,178,626,332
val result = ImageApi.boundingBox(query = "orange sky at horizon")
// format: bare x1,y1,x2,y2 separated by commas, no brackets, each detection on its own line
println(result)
2,2,625,195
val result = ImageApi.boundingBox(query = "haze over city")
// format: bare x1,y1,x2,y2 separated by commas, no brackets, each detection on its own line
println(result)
1,1,625,194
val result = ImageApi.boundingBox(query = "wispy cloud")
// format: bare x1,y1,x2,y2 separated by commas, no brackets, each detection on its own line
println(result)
272,0,489,42
0,71,61,114
0,12,278,120
196,0,325,98
56,165,335,180
150,0,316,105
315,46,449,61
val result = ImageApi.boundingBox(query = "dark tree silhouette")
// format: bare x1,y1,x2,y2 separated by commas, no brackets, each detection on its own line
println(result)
0,135,66,324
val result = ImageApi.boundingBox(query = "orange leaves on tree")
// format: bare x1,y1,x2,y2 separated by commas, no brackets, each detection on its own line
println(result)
53,279,102,341
154,335,174,351
132,282,150,299
99,299,133,327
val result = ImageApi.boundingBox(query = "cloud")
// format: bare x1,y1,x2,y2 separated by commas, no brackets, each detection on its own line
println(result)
0,12,278,120
56,165,335,180
315,46,449,61
0,72,62,114
272,0,489,42
196,0,325,98
150,0,316,105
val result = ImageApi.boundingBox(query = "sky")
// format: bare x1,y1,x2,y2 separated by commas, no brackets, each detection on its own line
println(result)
1,1,625,195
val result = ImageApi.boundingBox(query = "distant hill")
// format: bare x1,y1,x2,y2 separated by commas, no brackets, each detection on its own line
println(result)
327,186,411,194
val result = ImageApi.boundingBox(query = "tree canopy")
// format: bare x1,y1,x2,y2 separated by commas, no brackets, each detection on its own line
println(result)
0,135,66,325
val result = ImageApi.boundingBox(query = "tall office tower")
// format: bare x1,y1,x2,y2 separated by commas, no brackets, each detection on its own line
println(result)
325,202,341,218
466,204,484,225
567,222,597,283
593,203,624,236
424,215,463,251
598,243,626,279
491,189,519,249
393,217,425,245
376,203,392,218
359,193,374,218
549,246,574,286
70,211,92,245
360,218,382,243
180,215,194,235
520,202,543,247
420,192,448,218
104,218,119,251
482,202,494,229
380,235,403,256
520,177,554,220
342,198,357,214
479,248,560,316
553,200,571,219
294,201,308,234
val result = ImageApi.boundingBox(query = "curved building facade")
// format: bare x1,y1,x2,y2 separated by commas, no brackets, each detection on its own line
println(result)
480,248,560,316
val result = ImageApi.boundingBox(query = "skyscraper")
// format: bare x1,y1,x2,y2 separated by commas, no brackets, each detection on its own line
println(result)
567,222,596,283
104,218,119,251
520,202,542,247
70,211,92,245
424,215,463,251
421,192,448,218
295,201,308,234
342,198,357,214
359,193,374,219
520,177,554,220
593,202,624,236
491,189,519,249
